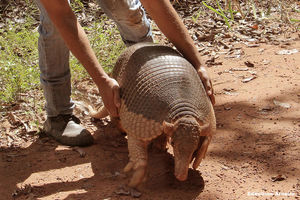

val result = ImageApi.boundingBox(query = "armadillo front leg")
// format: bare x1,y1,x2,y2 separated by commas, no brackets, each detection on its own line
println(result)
124,137,149,188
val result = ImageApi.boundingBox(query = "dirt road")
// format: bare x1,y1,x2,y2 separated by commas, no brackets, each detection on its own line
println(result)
1,33,300,200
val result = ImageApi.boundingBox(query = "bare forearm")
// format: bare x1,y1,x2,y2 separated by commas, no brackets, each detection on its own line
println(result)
140,0,203,69
38,0,121,116
40,0,108,86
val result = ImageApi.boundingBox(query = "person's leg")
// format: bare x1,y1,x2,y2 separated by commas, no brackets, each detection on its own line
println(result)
96,0,153,46
35,0,72,117
34,0,93,146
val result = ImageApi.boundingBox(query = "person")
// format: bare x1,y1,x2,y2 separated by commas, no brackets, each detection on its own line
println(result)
35,0,215,147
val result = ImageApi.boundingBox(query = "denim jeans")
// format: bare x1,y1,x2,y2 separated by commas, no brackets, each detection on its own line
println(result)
34,0,153,117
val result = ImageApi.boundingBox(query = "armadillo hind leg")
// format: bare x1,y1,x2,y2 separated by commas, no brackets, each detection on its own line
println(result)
124,137,149,188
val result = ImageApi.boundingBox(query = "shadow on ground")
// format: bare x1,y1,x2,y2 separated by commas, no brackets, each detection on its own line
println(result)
1,89,299,199
0,124,205,200
211,89,300,175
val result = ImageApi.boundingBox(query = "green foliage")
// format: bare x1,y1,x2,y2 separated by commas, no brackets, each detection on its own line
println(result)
290,18,300,30
71,0,85,14
202,0,232,29
250,0,257,19
290,19,300,22
215,0,231,28
70,16,125,79
0,17,40,103
0,3,125,104
87,18,125,74
226,0,235,21
191,9,204,23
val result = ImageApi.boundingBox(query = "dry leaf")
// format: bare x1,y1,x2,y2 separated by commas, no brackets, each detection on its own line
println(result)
273,99,291,108
230,67,249,71
271,174,287,182
276,49,298,55
244,61,255,68
242,76,257,83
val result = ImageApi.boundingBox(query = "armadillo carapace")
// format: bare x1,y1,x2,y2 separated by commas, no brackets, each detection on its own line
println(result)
93,42,216,188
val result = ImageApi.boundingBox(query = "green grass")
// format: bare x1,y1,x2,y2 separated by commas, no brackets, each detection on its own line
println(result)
0,17,40,103
202,0,232,29
72,17,125,78
0,4,124,106
191,9,204,23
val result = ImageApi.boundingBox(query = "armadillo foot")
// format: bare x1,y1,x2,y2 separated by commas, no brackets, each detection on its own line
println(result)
115,184,142,198
124,161,134,173
124,160,147,188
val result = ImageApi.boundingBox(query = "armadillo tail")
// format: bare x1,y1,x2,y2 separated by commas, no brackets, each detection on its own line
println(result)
90,106,109,119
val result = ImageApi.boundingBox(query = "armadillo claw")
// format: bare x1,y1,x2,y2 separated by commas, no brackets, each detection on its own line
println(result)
128,164,147,188
124,162,134,173
115,184,142,198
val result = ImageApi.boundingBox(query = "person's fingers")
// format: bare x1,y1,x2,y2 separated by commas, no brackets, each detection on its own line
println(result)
107,79,120,118
108,101,118,118
197,67,215,105
207,79,215,105
113,84,121,111
209,91,215,105
98,77,120,118
113,86,121,107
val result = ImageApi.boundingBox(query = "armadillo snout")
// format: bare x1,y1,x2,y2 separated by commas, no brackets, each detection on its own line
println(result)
174,153,190,181
175,172,188,181
174,165,189,181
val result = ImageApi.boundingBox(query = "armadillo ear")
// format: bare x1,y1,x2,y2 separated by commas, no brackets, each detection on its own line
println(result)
162,121,175,137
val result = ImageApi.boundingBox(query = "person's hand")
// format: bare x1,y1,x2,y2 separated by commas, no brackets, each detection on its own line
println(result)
97,77,121,118
197,66,215,105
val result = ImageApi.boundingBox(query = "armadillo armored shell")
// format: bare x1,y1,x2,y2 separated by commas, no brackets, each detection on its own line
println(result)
113,43,211,141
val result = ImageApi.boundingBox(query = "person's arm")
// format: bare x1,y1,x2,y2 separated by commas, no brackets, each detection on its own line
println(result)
140,0,215,104
39,0,120,117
